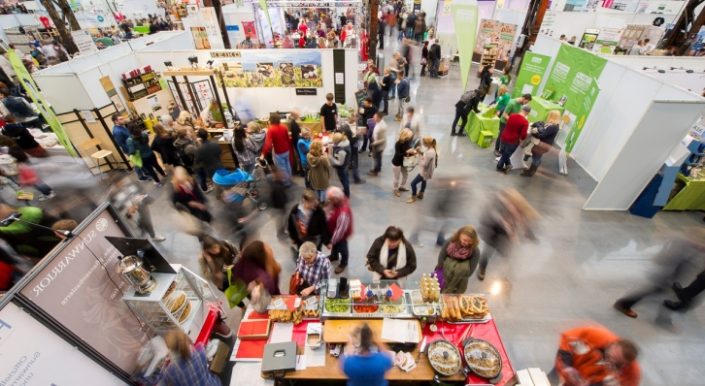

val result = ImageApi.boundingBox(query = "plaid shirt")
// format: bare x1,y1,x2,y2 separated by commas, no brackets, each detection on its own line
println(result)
164,345,221,386
296,252,331,293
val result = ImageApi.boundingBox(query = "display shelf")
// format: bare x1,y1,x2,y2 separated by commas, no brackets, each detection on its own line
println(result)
320,280,413,319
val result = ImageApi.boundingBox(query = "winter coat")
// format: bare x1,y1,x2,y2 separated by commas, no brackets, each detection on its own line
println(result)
307,153,331,190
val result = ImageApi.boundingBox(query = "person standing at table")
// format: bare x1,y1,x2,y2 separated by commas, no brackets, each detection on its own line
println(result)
451,88,483,137
522,110,561,177
358,98,377,153
493,85,511,115
288,110,303,176
496,105,530,174
554,325,640,386
326,186,353,274
163,329,222,386
320,93,338,132
260,112,292,185
437,225,481,294
340,323,393,386
495,93,531,156
294,241,332,296
366,226,417,281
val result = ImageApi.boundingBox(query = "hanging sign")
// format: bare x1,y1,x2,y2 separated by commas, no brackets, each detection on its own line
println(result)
451,1,479,90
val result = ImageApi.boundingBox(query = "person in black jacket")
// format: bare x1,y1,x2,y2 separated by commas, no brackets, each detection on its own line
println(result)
420,41,429,76
521,110,560,177
479,65,493,96
451,89,483,136
1,119,47,157
194,129,222,191
428,40,441,78
366,226,417,280
287,190,331,250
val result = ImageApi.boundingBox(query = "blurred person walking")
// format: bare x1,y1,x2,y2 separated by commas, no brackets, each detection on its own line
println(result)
614,233,705,319
477,188,538,280
395,72,410,121
428,40,441,78
407,136,437,203
171,166,212,224
199,235,239,291
437,226,481,294
194,129,222,191
231,124,259,174
232,240,282,296
337,115,364,184
521,110,561,176
554,325,640,386
420,41,429,76
150,123,180,171
399,106,421,139
451,89,483,136
163,329,222,386
665,268,705,311
326,186,353,274
297,129,312,184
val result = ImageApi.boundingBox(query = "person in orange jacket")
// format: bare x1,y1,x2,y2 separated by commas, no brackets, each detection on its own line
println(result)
555,325,640,386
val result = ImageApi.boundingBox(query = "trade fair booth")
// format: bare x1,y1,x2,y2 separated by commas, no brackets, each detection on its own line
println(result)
509,36,705,211
0,203,227,385
31,30,359,174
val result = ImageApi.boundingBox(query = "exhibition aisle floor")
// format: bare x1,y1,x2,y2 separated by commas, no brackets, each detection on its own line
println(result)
115,46,704,385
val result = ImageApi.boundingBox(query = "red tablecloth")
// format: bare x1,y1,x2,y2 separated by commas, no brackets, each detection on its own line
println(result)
422,319,514,386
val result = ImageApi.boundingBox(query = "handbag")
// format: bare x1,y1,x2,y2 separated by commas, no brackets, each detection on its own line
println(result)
224,268,248,309
288,271,302,295
128,151,143,168
403,154,418,170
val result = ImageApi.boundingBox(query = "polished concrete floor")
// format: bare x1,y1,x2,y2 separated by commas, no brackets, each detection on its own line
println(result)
17,39,704,385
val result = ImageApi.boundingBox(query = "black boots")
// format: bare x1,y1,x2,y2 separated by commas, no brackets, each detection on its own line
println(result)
521,164,538,177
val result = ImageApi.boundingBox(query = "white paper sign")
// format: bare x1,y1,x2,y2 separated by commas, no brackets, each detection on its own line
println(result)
0,303,125,385
71,30,99,54
335,72,344,85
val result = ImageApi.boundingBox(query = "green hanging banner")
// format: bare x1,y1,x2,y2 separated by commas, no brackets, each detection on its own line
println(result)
513,52,551,98
6,50,76,156
451,1,479,91
542,44,606,152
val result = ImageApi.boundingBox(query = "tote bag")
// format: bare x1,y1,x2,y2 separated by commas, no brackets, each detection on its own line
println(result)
224,268,248,309
129,151,143,168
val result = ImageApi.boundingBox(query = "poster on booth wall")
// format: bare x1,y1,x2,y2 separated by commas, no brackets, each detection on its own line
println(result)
593,27,623,54
191,26,212,49
474,20,517,64
0,302,126,385
19,209,150,374
513,52,551,97
219,51,323,88
543,44,606,151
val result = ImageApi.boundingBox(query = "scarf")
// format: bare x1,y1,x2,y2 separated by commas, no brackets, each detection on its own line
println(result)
446,241,473,260
374,240,406,281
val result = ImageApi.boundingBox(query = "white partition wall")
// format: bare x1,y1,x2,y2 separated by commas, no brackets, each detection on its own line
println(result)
584,101,705,210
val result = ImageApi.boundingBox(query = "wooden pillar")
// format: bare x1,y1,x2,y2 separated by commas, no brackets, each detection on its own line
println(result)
368,0,379,61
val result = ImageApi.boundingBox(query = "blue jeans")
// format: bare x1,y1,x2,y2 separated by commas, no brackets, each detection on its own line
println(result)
389,72,397,98
497,142,518,170
335,167,350,197
274,151,292,184
315,189,326,203
410,174,426,196
331,239,349,266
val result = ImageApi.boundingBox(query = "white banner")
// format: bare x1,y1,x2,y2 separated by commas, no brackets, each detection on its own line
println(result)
0,303,125,385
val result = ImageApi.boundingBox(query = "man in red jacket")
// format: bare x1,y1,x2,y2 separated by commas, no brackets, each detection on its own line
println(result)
496,105,531,174
326,186,353,274
261,112,292,184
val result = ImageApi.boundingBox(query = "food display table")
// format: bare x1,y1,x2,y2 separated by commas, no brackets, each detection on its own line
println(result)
299,120,323,136
528,97,564,122
663,173,705,211
228,280,514,385
465,106,500,146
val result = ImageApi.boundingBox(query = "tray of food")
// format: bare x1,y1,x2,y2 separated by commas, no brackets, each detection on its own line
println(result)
352,303,379,314
324,297,351,314
301,296,321,319
378,302,407,315
440,294,490,323
427,339,463,376
463,338,502,381
268,296,303,324
408,290,437,317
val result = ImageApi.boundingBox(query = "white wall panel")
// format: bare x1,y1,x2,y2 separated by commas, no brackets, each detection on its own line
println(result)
584,101,705,210
35,74,94,113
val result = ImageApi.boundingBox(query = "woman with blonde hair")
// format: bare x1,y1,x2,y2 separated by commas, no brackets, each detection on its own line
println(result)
522,109,561,177
437,225,481,294
150,123,180,170
246,121,267,155
494,85,511,114
328,132,351,197
163,329,222,386
407,136,438,203
307,140,331,202
391,128,416,197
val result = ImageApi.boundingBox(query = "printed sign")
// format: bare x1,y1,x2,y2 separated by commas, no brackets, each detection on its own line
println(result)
20,209,150,373
0,302,125,385
71,30,99,54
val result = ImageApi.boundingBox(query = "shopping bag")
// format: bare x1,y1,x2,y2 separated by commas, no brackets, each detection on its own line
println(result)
403,155,418,170
129,151,143,168
288,271,302,295
224,268,248,309
558,149,568,175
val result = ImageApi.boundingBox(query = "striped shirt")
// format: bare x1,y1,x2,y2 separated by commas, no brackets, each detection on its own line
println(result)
163,345,221,386
296,252,332,292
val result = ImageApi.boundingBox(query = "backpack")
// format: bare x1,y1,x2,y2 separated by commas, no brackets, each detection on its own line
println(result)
333,144,350,169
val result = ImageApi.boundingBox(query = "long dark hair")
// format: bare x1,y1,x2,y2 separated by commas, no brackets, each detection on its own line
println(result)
233,126,247,153
201,235,238,265
359,323,374,352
